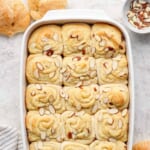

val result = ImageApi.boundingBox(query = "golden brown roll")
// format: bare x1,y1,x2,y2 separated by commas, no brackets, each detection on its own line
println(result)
26,84,65,113
94,109,128,142
30,141,60,150
61,142,89,150
90,140,127,150
62,111,95,144
28,0,67,20
62,55,97,86
133,141,150,150
63,84,100,114
96,54,128,85
28,25,63,55
26,111,63,142
0,0,30,36
91,23,126,58
26,54,62,84
62,23,91,56
99,84,129,110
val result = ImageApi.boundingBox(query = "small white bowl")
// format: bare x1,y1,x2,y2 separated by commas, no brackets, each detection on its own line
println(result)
122,0,150,34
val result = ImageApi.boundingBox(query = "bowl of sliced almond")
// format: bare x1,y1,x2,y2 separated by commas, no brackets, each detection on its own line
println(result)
122,0,150,33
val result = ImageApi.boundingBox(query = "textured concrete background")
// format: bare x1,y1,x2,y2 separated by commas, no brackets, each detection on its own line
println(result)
0,0,150,144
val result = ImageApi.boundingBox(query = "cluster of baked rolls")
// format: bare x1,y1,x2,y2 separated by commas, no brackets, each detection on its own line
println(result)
26,23,129,150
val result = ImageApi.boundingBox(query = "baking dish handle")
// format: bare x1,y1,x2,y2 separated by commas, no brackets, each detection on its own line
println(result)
41,9,110,21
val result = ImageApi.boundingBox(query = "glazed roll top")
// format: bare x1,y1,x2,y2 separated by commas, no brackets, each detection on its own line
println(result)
28,25,63,55
62,55,97,86
91,23,126,58
26,84,65,113
94,109,128,142
26,54,62,84
96,54,128,84
62,111,95,144
62,23,91,56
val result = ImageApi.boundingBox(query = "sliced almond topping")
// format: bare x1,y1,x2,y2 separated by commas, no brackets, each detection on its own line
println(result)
103,88,110,92
114,54,122,61
76,104,81,111
55,60,60,67
92,104,98,113
51,128,55,134
49,105,55,114
112,61,118,70
34,143,38,150
107,118,113,124
43,45,51,51
65,94,69,100
40,131,46,140
31,91,36,96
68,63,75,69
41,37,48,42
77,111,85,117
109,138,116,142
37,141,43,149
49,72,55,78
95,35,101,42
91,47,96,54
34,69,40,79
75,81,82,87
72,133,76,139
36,62,44,71
90,71,97,78
98,112,103,122
60,68,66,73
60,89,66,98
56,136,62,142
80,76,85,80
90,59,95,69
105,68,112,75
53,33,59,41
99,39,106,47
39,108,45,116
103,98,109,104
146,6,150,12
36,84,42,90
118,119,123,129
95,94,100,100
108,108,118,114
78,45,84,50
122,109,128,117
139,0,146,4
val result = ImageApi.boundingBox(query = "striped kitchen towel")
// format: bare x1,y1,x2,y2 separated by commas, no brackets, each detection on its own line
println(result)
0,126,23,150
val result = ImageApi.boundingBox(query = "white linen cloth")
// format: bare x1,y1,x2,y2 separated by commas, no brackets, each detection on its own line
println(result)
0,126,22,150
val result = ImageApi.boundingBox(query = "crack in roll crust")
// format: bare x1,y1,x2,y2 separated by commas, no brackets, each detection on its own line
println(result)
61,142,89,150
94,110,128,142
90,140,127,150
26,111,62,142
62,23,91,56
96,54,128,84
28,25,63,55
91,23,126,58
28,0,67,20
30,141,60,150
99,84,129,110
63,84,100,114
26,84,65,113
62,111,95,144
26,54,62,84
62,55,97,86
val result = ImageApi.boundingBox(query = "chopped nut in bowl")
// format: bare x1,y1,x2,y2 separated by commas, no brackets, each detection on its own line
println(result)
122,0,150,34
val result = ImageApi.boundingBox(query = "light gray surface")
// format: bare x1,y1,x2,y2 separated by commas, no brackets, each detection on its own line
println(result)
0,0,149,145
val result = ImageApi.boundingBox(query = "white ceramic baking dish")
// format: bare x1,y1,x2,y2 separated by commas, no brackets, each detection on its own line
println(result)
20,9,135,150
